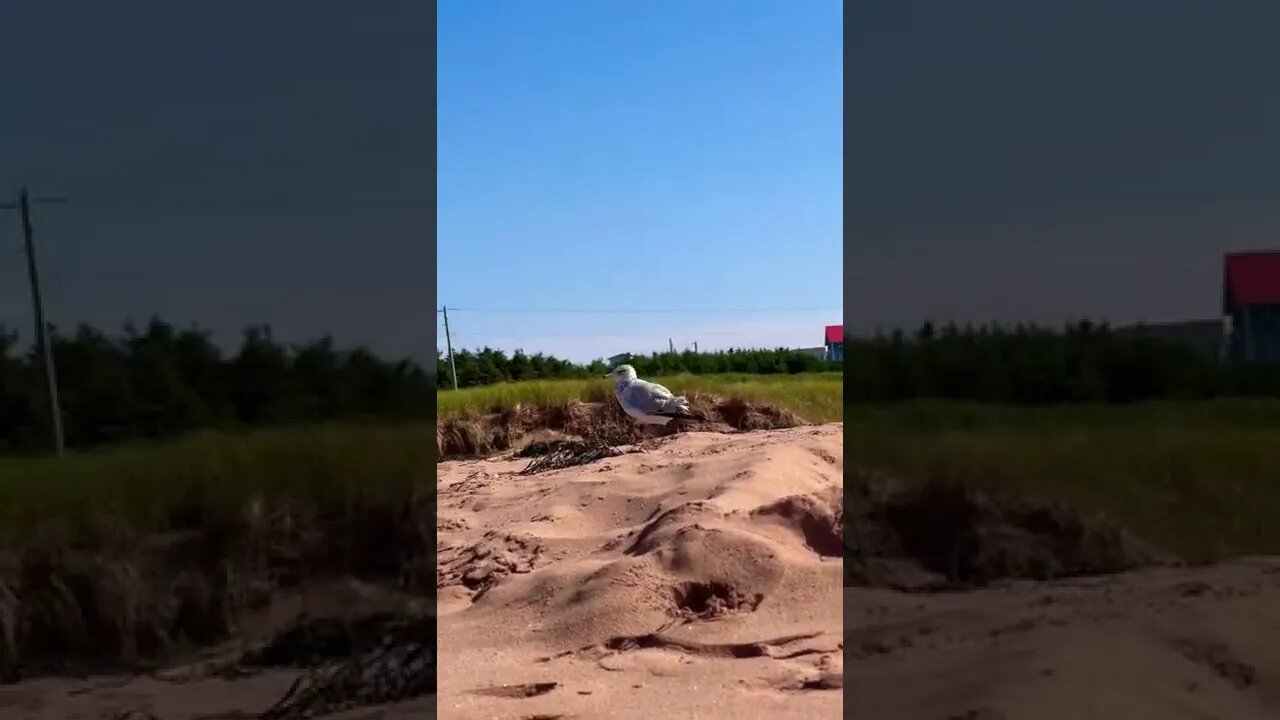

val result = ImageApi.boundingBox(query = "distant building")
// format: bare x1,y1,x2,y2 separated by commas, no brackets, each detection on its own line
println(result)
824,325,844,362
1223,251,1280,363
1115,319,1226,361
607,352,633,366
795,346,826,360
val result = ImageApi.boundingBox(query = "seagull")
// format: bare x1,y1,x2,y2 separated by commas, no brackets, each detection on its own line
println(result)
605,364,693,425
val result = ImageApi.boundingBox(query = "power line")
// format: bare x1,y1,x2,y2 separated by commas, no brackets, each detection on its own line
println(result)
434,303,835,360
0,188,70,457
436,306,840,315
442,331,751,339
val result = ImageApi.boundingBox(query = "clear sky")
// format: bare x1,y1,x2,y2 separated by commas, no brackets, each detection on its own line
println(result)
7,2,1256,367
847,0,1280,335
0,1,432,359
437,1,843,362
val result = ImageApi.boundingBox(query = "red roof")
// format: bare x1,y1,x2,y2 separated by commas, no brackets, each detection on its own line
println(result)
1225,251,1280,307
824,325,843,344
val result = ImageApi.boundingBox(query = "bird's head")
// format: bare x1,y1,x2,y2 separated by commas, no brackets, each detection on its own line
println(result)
605,364,638,382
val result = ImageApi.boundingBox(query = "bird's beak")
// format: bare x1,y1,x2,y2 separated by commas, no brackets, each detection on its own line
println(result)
603,374,612,379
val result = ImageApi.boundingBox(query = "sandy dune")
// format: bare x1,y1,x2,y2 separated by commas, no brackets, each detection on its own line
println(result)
0,577,438,719
0,670,438,719
848,558,1280,719
436,424,845,719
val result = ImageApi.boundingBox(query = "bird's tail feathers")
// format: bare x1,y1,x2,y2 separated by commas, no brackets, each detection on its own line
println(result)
653,396,695,420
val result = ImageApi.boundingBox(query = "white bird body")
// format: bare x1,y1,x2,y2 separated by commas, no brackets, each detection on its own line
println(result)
606,365,692,425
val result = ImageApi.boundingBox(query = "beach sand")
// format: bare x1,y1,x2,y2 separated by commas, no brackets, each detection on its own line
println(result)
436,424,845,719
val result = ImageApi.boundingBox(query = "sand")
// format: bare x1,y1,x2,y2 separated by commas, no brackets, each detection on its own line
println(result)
436,424,845,719
439,419,1280,720
0,671,438,719
848,558,1280,719
0,577,437,719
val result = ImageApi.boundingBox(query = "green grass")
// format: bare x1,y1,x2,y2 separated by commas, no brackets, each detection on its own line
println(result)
0,373,842,545
437,372,845,423
5,387,1278,563
844,400,1280,560
0,423,436,548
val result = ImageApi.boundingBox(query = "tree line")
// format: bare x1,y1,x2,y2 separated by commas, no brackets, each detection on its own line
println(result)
441,321,1280,404
0,319,433,453
2,318,1277,454
844,321,1279,403
435,346,837,388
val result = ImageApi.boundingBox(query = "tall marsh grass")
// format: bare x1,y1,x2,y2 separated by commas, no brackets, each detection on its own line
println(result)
437,372,845,423
845,400,1280,560
0,423,436,548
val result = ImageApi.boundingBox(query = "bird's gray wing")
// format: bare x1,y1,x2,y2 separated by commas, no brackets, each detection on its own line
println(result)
624,380,689,415
621,381,673,414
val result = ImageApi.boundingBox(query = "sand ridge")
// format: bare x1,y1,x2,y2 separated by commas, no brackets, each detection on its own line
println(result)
436,424,845,719
847,556,1280,719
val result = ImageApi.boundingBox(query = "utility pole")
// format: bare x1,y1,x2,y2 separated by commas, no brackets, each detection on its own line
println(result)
0,188,69,456
668,338,674,354
693,341,698,353
441,306,459,390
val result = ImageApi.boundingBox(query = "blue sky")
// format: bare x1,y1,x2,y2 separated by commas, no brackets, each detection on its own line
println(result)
847,1,1279,332
0,1,431,360
437,1,843,361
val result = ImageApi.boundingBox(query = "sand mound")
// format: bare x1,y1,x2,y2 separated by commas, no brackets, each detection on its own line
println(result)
846,471,1162,591
436,424,843,719
0,496,435,683
848,557,1280,719
245,612,434,720
435,395,804,460
846,473,1280,719
0,578,435,719
752,486,844,558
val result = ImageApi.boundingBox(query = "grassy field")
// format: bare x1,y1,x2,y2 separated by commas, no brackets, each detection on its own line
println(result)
3,375,1278,562
0,423,435,548
437,372,846,423
4,373,843,545
846,400,1280,561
